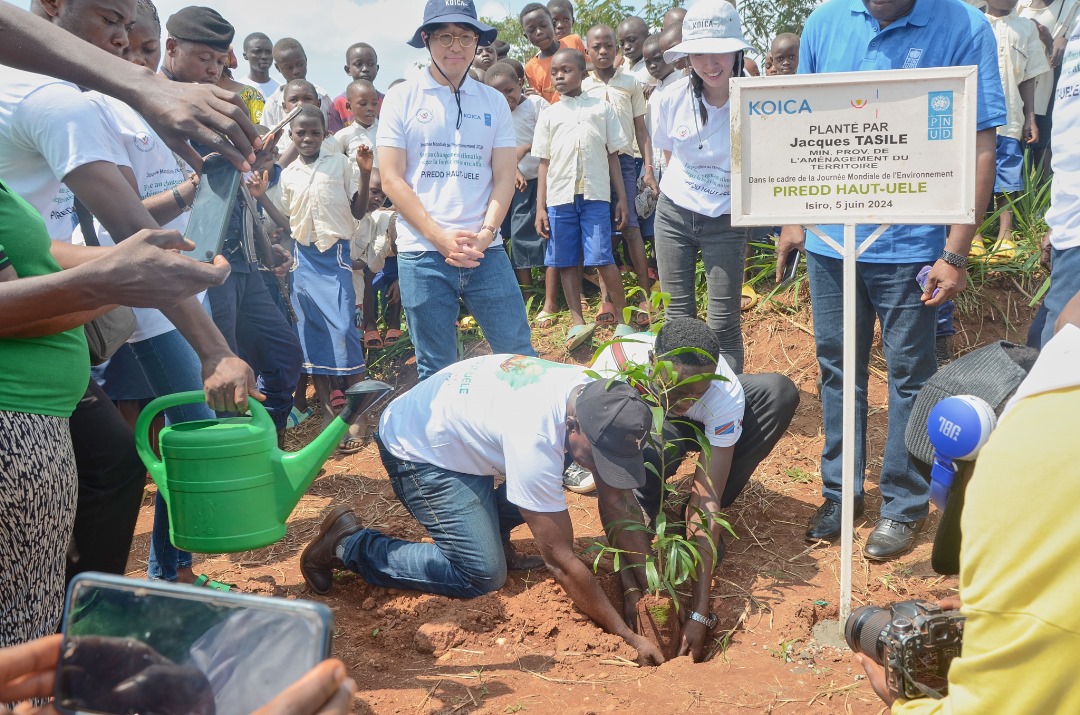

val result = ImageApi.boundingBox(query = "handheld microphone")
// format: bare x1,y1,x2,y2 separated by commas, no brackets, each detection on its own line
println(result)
926,395,996,510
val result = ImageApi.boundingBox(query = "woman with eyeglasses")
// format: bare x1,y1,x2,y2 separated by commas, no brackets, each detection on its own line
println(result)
376,0,536,381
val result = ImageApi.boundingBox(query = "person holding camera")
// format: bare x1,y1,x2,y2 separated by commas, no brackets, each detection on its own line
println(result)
856,288,1080,712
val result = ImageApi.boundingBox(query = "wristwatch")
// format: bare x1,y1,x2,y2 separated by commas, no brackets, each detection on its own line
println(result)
688,611,718,629
940,249,968,269
479,224,499,237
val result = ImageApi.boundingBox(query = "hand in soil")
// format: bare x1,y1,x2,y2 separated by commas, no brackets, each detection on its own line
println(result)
677,618,709,662
629,634,665,666
622,589,641,630
856,654,896,707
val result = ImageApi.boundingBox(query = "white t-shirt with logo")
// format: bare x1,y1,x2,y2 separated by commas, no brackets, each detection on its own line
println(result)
590,332,745,448
652,76,733,218
0,68,129,239
377,354,591,513
1047,19,1080,250
511,94,548,181
83,93,193,343
376,70,516,253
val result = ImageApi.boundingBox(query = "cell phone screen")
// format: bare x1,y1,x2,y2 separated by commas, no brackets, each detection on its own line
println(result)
55,574,332,715
183,155,241,263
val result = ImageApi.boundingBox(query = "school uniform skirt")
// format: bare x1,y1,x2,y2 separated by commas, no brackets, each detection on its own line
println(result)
291,240,366,376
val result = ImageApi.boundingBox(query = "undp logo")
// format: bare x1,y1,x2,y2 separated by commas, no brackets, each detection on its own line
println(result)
930,95,951,112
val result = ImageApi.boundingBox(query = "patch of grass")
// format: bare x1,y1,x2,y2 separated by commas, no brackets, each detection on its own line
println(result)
766,639,795,662
785,467,816,484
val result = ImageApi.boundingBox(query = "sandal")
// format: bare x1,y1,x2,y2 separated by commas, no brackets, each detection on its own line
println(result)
741,284,759,312
328,389,347,410
632,300,652,328
564,323,596,352
533,310,558,329
647,266,659,282
613,323,637,338
193,574,233,592
287,406,313,428
337,435,366,454
595,301,618,326
384,328,402,345
363,330,384,350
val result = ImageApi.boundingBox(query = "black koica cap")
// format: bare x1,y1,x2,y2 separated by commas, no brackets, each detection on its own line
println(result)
576,380,652,490
166,6,235,52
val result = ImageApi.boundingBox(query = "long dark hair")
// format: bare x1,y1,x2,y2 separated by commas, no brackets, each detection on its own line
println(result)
688,51,744,125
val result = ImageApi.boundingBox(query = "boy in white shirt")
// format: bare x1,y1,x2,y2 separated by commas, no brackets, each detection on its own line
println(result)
262,38,341,133
351,169,400,348
484,62,558,324
334,80,379,169
533,48,632,350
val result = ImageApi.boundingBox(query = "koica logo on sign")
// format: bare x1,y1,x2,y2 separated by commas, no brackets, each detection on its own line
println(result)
747,98,812,116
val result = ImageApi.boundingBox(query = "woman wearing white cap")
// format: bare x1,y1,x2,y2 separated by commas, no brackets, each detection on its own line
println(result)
652,0,753,373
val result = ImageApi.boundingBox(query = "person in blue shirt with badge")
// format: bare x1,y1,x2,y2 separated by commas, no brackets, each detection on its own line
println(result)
775,0,1007,561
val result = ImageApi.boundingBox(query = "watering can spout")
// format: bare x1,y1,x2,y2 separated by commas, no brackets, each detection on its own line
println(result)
278,380,393,516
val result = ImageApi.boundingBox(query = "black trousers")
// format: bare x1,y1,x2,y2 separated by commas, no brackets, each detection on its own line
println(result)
635,373,801,521
65,380,146,582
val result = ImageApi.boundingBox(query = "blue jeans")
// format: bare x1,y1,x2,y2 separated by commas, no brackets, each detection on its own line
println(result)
653,195,746,372
338,438,525,598
397,245,534,381
1040,246,1080,347
131,330,214,581
806,252,936,522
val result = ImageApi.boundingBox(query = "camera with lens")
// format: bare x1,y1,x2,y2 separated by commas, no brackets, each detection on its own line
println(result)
845,599,965,700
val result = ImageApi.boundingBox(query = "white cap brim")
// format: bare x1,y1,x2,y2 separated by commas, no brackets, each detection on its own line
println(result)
664,36,753,64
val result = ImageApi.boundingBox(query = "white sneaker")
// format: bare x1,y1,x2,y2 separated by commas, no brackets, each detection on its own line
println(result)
563,463,596,494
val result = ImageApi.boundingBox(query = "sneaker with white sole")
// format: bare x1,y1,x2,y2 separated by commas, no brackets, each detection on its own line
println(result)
563,463,596,494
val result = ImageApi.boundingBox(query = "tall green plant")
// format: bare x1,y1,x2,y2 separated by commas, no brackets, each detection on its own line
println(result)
738,0,818,54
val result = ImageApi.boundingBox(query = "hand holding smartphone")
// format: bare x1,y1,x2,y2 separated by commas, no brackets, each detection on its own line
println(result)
779,249,802,288
183,155,242,262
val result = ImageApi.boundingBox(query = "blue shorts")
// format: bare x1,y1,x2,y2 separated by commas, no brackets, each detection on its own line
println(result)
615,153,639,230
994,135,1024,193
545,196,615,268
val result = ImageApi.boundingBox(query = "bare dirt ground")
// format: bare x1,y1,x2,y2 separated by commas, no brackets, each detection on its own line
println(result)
126,281,1037,715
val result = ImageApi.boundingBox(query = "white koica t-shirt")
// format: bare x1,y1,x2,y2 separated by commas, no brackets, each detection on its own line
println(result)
376,71,516,253
84,93,195,342
378,354,591,513
653,76,733,218
0,68,128,239
1047,20,1080,251
591,332,745,448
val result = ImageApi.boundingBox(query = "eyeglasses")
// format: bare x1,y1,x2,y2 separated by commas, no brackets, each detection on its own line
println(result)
431,32,478,48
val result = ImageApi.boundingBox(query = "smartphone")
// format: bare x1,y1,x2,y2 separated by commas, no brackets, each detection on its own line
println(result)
183,154,241,262
264,105,303,143
55,573,333,715
779,249,802,287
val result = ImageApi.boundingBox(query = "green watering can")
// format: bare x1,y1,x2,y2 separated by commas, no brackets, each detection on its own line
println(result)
135,381,392,554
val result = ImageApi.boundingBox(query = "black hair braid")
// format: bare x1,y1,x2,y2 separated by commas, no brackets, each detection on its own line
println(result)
689,70,708,126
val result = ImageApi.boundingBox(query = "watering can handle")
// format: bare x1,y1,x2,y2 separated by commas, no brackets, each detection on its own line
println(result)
134,392,275,488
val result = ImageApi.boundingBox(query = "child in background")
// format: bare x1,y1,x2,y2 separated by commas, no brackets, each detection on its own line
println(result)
335,79,380,169
218,48,265,124
277,79,343,165
643,33,679,95
770,33,800,76
764,54,776,76
547,0,578,41
503,58,528,89
475,42,498,72
352,169,400,349
263,38,341,132
485,62,557,326
521,3,588,102
533,48,632,349
977,0,1050,256
494,39,511,60
334,43,382,127
278,106,372,453
583,24,656,327
616,16,651,86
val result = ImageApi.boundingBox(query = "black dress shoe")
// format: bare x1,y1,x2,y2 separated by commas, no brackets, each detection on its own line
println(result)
805,499,865,542
300,505,362,594
864,518,925,561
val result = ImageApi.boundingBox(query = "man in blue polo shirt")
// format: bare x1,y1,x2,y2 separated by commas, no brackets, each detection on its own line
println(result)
775,0,1006,561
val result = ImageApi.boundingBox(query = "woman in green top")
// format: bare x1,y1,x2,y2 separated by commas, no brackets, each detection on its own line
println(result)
0,182,229,646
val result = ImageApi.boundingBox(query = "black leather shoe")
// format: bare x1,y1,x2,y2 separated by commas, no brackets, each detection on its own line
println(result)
864,518,925,561
301,505,362,594
805,499,865,542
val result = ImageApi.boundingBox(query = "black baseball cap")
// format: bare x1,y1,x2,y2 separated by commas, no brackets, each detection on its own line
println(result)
407,0,498,48
576,380,652,490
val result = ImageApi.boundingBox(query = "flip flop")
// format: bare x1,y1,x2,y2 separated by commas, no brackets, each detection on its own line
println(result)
985,238,1016,266
741,284,759,311
328,389,347,410
363,330,384,349
564,322,596,352
337,435,366,454
459,316,477,330
632,300,652,328
533,310,558,329
969,238,988,259
287,406,313,428
595,301,618,326
384,328,402,345
613,323,637,338
193,574,233,592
